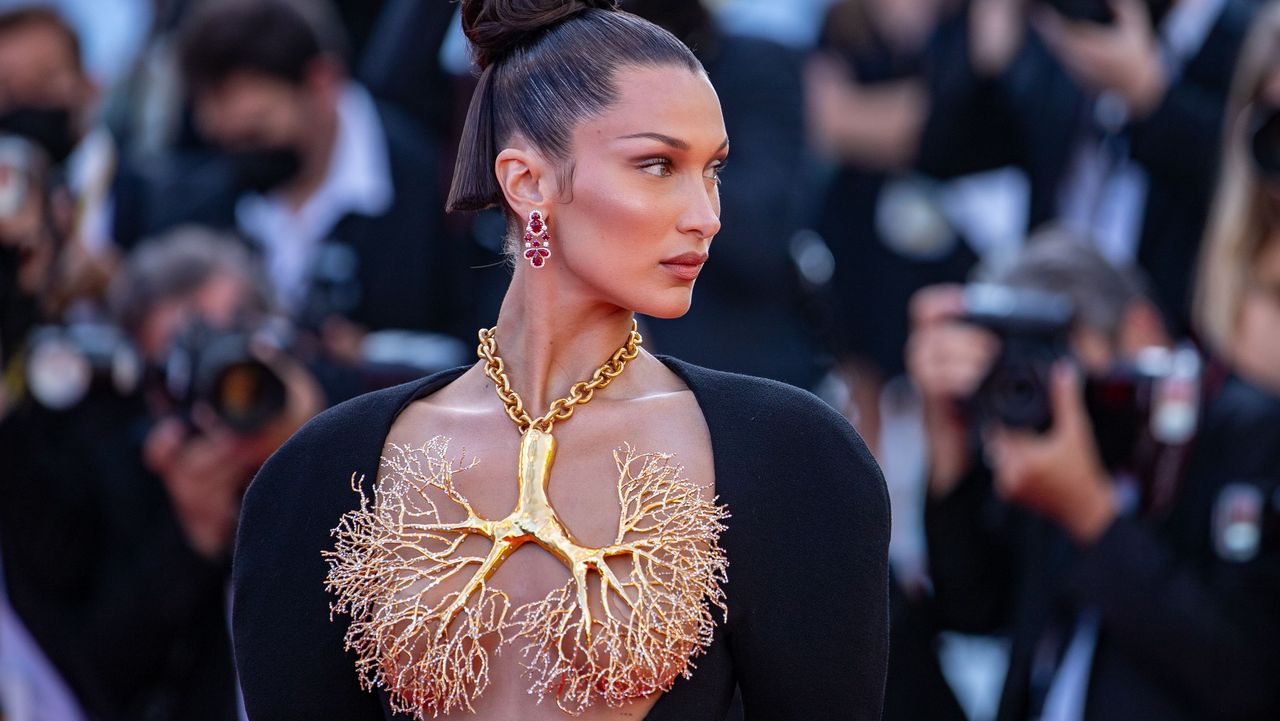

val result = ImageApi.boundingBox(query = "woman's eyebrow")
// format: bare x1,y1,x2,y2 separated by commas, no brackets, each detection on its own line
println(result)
617,132,730,152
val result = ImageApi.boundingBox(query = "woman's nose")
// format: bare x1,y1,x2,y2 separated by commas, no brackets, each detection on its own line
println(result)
678,181,721,241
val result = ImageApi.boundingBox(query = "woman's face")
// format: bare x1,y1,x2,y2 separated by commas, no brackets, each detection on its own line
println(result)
544,64,728,319
1235,234,1280,395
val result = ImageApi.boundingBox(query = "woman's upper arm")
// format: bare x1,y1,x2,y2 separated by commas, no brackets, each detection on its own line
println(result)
727,402,890,720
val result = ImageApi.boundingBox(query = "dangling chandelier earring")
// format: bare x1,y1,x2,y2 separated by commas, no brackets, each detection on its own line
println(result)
523,210,551,268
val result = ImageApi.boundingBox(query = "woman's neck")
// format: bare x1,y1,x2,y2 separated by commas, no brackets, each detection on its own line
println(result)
489,270,637,414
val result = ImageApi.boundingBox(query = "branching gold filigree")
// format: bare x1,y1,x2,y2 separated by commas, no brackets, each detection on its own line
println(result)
323,431,729,718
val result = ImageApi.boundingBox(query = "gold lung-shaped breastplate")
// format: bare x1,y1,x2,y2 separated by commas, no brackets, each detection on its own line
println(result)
324,429,729,717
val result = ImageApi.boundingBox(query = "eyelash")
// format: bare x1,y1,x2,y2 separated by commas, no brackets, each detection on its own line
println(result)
638,158,727,184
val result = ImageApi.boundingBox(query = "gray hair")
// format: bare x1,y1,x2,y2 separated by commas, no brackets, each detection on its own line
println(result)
989,225,1152,341
108,225,274,335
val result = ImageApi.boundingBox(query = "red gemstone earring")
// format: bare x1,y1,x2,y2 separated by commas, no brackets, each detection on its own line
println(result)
523,210,551,268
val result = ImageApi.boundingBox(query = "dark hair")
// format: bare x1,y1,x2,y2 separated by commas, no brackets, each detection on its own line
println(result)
179,0,348,93
448,0,703,213
0,7,82,73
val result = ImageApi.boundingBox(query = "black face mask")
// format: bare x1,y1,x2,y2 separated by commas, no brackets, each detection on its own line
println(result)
1250,104,1280,182
227,146,304,194
0,106,76,164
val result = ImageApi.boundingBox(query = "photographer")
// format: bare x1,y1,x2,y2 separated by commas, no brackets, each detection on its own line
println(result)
919,0,1254,331
173,0,460,340
0,133,57,396
0,227,323,720
0,7,120,310
909,230,1280,720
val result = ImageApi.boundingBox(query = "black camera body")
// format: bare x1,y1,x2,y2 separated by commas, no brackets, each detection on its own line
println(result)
24,318,292,435
962,284,1201,515
160,319,291,434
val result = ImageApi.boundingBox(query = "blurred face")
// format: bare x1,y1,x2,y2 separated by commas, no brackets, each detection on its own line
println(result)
866,0,939,52
1234,235,1280,394
193,71,313,152
137,271,248,363
545,64,728,319
0,20,89,115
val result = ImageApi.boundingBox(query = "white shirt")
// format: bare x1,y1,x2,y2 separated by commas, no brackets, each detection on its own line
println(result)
235,82,393,314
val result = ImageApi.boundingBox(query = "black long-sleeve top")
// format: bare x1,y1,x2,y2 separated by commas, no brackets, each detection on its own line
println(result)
232,357,891,720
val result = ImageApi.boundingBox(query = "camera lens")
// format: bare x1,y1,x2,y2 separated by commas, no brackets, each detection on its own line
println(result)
212,360,286,433
989,363,1053,430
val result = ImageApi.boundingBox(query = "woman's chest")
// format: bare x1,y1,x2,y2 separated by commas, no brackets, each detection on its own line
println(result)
327,413,726,719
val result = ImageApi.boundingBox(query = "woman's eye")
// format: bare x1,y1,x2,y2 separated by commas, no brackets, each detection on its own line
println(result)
705,162,727,184
638,159,674,177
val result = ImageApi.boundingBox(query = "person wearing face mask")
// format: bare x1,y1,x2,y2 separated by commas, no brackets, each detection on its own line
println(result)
172,0,463,342
232,2,890,720
0,6,119,313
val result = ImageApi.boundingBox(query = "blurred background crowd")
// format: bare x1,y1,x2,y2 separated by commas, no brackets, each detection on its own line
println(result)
2,0,1279,719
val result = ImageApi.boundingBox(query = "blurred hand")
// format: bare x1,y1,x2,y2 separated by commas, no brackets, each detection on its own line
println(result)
970,0,1028,77
986,361,1119,544
1035,0,1168,118
907,284,999,498
145,415,256,559
144,351,324,559
805,54,925,171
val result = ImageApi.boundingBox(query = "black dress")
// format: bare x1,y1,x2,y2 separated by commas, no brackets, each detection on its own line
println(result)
232,357,890,720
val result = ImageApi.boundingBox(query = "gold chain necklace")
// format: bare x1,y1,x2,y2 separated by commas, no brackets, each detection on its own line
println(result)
326,317,729,716
476,319,643,434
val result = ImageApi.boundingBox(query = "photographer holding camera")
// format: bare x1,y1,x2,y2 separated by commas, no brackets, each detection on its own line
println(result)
909,227,1280,720
0,226,324,720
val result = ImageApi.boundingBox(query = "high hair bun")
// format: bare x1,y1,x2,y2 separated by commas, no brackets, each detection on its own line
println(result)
461,0,621,69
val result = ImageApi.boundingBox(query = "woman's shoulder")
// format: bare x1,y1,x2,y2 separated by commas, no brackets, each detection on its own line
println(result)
661,356,871,455
661,356,887,511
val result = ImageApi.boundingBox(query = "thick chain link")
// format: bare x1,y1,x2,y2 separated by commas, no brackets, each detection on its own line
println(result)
477,320,643,434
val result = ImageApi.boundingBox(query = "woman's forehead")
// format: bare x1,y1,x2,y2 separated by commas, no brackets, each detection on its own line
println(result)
578,65,727,150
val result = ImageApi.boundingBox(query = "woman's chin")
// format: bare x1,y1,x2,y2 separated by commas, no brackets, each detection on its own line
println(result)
633,290,695,320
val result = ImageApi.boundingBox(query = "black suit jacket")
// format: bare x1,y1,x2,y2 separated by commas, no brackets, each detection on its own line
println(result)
918,1,1254,329
925,376,1280,721
112,98,463,337
0,393,236,721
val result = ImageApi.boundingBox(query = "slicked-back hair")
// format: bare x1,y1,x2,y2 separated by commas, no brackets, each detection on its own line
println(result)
447,6,702,214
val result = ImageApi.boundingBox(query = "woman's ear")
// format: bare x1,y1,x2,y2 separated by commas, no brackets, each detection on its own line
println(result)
495,146,551,217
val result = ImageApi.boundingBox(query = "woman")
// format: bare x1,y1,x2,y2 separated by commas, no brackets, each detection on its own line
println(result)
1195,0,1280,395
232,2,889,720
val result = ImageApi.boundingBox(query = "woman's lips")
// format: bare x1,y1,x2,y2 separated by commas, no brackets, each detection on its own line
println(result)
661,252,709,281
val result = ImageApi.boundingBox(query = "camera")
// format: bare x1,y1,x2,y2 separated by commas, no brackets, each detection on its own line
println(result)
158,318,292,434
23,317,294,435
962,283,1202,515
24,323,143,411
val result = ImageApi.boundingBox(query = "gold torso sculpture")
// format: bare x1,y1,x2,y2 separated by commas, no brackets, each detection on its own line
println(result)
324,323,729,717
